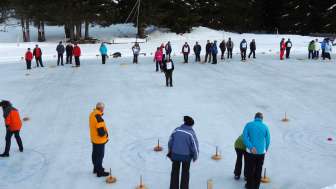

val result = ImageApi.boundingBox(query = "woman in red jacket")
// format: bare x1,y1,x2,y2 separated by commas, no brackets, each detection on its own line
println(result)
73,43,81,67
0,100,23,157
25,48,33,70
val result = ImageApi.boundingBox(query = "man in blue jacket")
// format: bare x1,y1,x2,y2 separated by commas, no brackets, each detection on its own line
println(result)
99,43,108,64
243,112,270,189
168,116,199,189
212,40,218,64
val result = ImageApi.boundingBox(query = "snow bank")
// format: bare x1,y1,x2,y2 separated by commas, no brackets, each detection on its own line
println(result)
323,185,336,189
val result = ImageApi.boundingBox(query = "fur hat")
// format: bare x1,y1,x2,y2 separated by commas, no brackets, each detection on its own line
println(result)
0,100,11,108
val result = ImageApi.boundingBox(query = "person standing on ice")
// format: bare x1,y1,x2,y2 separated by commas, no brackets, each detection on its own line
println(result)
314,39,320,59
219,40,226,60
0,100,24,157
73,43,81,67
243,112,270,189
89,102,109,177
33,44,44,67
168,116,199,189
240,39,248,61
132,42,140,64
56,41,65,66
234,135,247,180
163,57,174,87
285,39,292,59
99,43,108,64
205,40,212,63
308,40,315,59
324,39,332,60
154,47,163,72
25,48,33,70
165,41,172,59
226,38,234,59
66,43,73,64
212,40,218,64
248,39,256,59
280,38,286,60
182,42,190,63
321,38,327,60
193,41,202,62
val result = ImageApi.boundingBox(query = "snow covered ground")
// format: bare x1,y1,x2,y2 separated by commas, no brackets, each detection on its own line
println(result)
0,54,336,189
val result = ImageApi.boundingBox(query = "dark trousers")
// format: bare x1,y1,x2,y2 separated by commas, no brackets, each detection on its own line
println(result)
245,153,265,189
183,53,189,63
92,143,105,173
227,48,233,59
166,53,171,60
221,50,226,59
324,52,331,60
314,51,319,59
212,53,217,64
156,61,162,72
133,54,139,64
286,48,291,58
195,53,201,62
165,70,173,87
248,50,256,58
170,160,191,189
234,148,247,177
241,49,247,60
66,54,72,64
322,50,325,60
308,50,314,59
205,52,211,62
26,60,31,70
35,57,43,67
75,56,80,67
57,54,64,66
102,55,107,64
4,129,23,154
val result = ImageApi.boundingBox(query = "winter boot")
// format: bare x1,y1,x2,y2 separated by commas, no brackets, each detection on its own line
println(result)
234,175,240,180
0,153,9,157
97,171,109,177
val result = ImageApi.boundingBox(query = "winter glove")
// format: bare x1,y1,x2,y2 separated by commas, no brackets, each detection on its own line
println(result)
166,150,172,161
97,127,106,137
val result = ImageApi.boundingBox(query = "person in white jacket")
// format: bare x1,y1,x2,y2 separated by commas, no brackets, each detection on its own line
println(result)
314,39,321,59
324,40,332,60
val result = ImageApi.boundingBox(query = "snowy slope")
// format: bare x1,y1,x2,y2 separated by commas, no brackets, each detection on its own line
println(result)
0,21,327,63
0,54,336,189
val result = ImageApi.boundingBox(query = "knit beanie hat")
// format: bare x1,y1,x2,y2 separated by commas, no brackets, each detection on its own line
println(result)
184,116,194,126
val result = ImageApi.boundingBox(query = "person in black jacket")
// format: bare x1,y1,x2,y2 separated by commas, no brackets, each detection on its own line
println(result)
285,39,292,59
226,38,234,59
163,57,175,87
182,42,190,63
193,42,201,62
56,41,65,66
204,40,212,63
248,39,256,59
219,40,226,60
240,39,248,61
65,43,73,64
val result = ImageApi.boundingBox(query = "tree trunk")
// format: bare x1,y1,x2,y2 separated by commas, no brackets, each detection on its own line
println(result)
64,23,70,39
25,19,30,42
37,21,45,42
84,20,89,39
70,23,75,42
74,22,82,41
41,21,46,41
21,18,27,42
137,24,145,39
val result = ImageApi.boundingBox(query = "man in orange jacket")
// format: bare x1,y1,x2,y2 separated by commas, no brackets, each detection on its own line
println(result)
0,100,23,157
89,102,109,177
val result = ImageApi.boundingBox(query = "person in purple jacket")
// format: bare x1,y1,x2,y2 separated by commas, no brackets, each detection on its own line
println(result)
168,116,199,189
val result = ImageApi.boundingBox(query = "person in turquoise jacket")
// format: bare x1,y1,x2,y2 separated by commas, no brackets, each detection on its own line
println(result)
99,43,108,64
234,135,247,180
243,112,270,189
